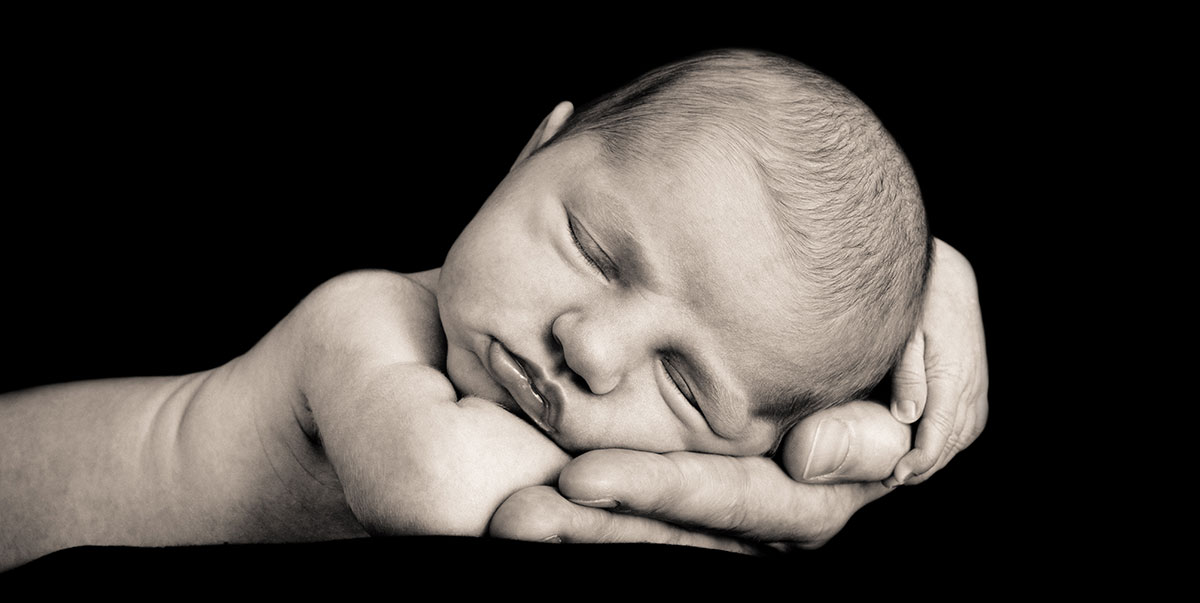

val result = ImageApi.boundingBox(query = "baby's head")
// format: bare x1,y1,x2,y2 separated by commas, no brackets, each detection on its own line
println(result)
438,48,930,456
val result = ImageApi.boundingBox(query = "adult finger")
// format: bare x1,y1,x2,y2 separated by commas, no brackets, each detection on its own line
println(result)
489,485,767,555
884,238,989,487
779,400,912,484
908,390,989,486
555,449,890,544
885,357,967,486
890,331,928,424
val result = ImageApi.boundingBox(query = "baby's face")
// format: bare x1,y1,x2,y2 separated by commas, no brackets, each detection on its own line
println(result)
438,134,812,456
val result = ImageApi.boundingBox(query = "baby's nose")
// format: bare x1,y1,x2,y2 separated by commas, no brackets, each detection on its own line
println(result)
550,313,626,396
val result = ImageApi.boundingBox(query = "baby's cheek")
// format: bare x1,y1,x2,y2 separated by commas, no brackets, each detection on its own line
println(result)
557,405,689,454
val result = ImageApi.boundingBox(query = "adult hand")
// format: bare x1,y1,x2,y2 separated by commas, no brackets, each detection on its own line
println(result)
491,239,987,551
882,238,989,487
490,400,909,552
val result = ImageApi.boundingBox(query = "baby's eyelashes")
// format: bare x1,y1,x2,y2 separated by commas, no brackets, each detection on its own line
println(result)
660,356,698,409
565,205,627,284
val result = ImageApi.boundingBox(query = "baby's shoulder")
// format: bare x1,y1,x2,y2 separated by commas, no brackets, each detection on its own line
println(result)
304,269,435,313
292,269,445,369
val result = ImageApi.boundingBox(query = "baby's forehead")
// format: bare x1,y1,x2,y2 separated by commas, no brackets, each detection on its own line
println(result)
549,135,823,433
593,135,780,230
572,133,812,333
595,126,762,189
610,164,815,392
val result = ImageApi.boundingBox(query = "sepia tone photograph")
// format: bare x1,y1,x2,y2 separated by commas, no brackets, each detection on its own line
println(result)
2,15,1093,593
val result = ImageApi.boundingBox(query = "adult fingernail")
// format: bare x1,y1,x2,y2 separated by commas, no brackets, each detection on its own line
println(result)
892,466,913,486
802,419,850,480
567,498,619,509
539,535,562,544
893,399,917,423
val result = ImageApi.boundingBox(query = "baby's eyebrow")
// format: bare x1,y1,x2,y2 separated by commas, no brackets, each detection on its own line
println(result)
586,191,664,292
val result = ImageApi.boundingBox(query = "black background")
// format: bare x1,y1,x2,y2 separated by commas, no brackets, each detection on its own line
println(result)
3,12,1110,591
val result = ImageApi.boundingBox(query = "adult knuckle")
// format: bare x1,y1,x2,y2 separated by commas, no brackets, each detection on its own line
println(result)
662,452,711,487
944,431,963,456
706,491,751,533
925,357,966,384
924,405,956,438
892,366,925,387
661,448,696,478
662,452,754,531
908,448,939,474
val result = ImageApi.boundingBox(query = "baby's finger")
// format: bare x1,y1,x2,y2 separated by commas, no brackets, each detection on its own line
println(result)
489,485,765,555
889,331,928,424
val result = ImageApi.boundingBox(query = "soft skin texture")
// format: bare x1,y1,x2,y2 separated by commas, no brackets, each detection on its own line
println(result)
0,103,986,567
884,240,988,487
491,234,988,552
0,270,569,570
456,105,986,551
437,117,813,457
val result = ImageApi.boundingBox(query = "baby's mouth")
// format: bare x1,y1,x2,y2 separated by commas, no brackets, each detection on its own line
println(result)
486,338,557,434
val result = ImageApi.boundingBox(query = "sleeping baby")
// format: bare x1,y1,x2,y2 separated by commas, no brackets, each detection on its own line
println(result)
0,48,931,569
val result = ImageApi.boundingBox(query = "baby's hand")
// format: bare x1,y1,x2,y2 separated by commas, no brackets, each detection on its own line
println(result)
292,271,569,537
882,239,989,487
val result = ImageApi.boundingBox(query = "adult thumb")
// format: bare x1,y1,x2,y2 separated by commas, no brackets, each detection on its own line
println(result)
779,400,911,483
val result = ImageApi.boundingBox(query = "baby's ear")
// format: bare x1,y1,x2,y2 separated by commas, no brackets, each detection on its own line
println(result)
510,101,574,172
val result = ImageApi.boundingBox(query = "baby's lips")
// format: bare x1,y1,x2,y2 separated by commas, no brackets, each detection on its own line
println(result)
487,338,555,434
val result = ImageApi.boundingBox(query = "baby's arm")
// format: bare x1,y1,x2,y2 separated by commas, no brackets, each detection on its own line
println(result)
1,374,214,568
291,270,569,536
0,342,365,569
0,270,566,570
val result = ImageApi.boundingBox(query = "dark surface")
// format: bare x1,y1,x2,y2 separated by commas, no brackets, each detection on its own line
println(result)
3,13,1096,589
3,537,791,592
